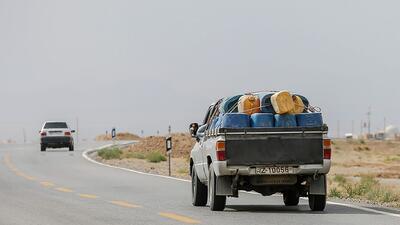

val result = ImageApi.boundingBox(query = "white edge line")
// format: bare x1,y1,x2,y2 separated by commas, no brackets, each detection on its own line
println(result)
326,201,400,218
82,144,400,218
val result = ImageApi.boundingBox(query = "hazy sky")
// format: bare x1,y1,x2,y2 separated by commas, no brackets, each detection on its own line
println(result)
1,1,399,142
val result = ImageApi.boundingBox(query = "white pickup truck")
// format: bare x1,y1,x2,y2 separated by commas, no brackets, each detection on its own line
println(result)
189,101,331,211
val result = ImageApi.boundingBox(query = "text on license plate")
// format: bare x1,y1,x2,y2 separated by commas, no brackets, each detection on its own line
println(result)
255,166,294,175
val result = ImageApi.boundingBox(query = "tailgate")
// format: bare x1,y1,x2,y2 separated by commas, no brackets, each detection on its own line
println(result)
221,127,326,166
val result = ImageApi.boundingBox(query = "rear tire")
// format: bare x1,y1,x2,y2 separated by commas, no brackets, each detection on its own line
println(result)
69,144,74,151
41,145,46,152
208,163,226,211
191,166,208,206
283,190,300,206
309,194,326,211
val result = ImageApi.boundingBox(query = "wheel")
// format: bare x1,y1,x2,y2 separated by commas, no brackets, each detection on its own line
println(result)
69,144,74,151
309,175,327,211
283,190,300,206
208,163,226,211
41,145,46,152
191,166,208,206
309,194,326,211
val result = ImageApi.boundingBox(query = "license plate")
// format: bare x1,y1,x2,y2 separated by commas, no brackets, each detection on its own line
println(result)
255,166,294,175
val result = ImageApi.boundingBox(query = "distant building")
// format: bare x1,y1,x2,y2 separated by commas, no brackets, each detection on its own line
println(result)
385,125,399,140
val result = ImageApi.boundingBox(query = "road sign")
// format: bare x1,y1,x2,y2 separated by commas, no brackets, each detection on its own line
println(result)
166,136,172,176
111,128,116,139
165,136,172,152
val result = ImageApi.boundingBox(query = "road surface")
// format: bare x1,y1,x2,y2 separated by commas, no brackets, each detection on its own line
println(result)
0,142,399,225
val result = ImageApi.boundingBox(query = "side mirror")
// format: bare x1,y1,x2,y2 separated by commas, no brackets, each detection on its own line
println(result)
189,123,199,137
71,130,76,133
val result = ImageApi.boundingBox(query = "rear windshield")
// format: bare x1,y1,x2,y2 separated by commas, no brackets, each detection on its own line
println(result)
44,122,68,129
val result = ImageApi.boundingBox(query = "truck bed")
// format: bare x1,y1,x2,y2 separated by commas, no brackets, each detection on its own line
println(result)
215,126,328,166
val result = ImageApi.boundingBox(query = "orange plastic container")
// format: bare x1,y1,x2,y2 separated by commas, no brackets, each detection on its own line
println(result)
290,95,305,114
238,95,261,115
271,90,295,114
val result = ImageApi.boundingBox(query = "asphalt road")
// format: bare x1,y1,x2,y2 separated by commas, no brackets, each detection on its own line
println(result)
0,142,399,225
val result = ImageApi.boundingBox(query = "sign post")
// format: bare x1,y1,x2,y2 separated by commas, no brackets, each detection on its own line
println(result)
111,127,116,145
166,136,172,176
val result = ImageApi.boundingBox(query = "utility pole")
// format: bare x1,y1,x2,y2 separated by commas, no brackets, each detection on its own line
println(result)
337,120,340,139
168,125,171,176
360,120,363,137
367,107,371,136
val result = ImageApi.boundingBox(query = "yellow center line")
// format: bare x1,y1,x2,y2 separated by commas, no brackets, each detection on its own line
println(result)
23,175,37,181
55,187,74,193
3,154,36,181
109,200,141,208
15,172,36,181
78,194,99,199
159,212,200,224
40,181,55,187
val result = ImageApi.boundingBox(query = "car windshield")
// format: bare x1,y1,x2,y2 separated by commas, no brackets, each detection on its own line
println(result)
44,122,68,129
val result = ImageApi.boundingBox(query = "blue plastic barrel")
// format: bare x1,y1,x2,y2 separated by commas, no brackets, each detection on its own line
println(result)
219,95,243,113
220,113,250,128
296,113,323,127
274,114,297,127
259,93,276,114
250,113,275,128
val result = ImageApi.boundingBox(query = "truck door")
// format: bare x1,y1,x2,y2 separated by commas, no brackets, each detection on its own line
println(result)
193,105,214,181
201,101,221,178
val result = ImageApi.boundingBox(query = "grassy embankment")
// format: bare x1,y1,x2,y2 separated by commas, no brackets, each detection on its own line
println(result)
98,147,166,163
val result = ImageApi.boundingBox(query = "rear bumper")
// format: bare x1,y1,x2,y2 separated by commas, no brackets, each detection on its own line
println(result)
41,136,72,147
213,160,331,176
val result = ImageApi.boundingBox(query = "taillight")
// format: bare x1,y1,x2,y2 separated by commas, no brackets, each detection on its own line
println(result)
323,139,331,159
65,132,71,136
40,132,47,137
216,141,226,161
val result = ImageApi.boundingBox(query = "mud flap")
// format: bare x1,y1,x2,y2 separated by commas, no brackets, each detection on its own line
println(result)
309,175,326,195
216,176,233,196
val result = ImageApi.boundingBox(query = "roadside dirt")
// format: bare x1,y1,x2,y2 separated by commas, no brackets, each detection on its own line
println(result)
96,132,141,141
330,139,400,186
124,133,195,159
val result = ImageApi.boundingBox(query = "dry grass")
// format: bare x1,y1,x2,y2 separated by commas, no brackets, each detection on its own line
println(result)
328,175,400,207
96,132,141,141
331,139,400,179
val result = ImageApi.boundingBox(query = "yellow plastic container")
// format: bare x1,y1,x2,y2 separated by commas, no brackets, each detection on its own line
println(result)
271,91,295,114
238,95,261,115
290,95,305,114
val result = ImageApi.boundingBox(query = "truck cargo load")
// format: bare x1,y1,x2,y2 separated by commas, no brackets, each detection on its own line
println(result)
238,95,261,115
271,91,295,114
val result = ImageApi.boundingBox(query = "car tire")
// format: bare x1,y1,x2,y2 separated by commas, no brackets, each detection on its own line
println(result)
283,190,300,206
208,163,226,211
41,145,46,152
191,166,208,206
69,144,74,151
308,194,326,211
